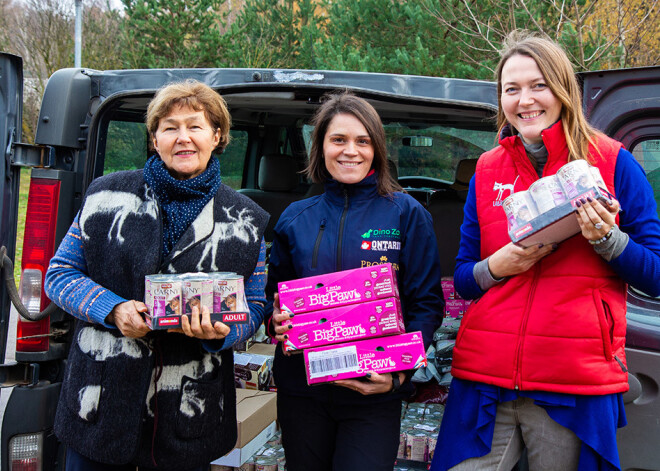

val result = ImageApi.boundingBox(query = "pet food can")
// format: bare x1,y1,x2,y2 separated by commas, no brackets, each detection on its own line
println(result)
590,166,607,191
181,276,214,315
556,160,597,199
502,192,539,231
146,275,182,317
528,175,567,213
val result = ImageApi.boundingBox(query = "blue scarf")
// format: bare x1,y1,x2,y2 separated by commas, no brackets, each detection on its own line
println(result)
143,155,222,257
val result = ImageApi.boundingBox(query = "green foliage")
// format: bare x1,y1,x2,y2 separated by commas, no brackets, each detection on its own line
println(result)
313,0,485,78
120,0,229,68
104,121,148,174
224,0,320,68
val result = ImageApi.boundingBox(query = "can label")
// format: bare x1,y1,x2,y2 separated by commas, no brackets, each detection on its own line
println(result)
502,192,538,232
528,175,567,213
556,160,597,199
182,279,213,314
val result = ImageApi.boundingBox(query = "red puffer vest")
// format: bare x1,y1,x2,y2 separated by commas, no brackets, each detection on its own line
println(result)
451,121,629,395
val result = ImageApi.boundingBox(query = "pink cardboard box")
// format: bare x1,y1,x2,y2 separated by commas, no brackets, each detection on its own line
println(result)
278,264,399,315
445,299,465,319
441,277,456,301
282,297,405,352
303,331,427,385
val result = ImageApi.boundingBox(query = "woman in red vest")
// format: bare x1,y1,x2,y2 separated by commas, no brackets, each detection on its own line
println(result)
432,32,660,470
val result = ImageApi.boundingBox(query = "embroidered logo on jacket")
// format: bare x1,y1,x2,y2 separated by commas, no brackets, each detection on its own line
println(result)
492,176,520,206
80,188,158,243
361,228,401,239
360,240,401,251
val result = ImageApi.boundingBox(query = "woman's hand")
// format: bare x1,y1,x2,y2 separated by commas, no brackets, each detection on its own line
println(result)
575,196,619,242
107,300,150,338
488,242,555,279
271,293,293,356
334,371,405,395
170,305,230,340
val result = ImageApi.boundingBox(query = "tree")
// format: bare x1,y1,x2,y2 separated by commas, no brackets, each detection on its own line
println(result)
0,0,123,143
83,1,124,71
314,0,485,78
225,0,321,69
422,0,660,74
120,0,229,68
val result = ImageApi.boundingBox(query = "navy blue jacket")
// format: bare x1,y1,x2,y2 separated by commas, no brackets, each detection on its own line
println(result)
265,173,444,403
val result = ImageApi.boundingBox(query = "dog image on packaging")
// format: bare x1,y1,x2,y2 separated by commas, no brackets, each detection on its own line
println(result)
303,331,427,384
278,263,399,315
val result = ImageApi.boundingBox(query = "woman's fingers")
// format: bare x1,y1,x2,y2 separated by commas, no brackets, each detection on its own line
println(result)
576,197,615,241
488,242,554,278
334,371,397,395
177,306,229,339
112,301,149,338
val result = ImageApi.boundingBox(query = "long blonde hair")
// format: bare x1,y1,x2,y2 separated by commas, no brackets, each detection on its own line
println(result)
496,31,601,162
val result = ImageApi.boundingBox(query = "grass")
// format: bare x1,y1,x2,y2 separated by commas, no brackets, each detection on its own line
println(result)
14,168,30,282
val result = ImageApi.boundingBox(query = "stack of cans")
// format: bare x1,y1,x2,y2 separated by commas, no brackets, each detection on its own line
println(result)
144,272,249,329
396,402,444,464
503,161,609,234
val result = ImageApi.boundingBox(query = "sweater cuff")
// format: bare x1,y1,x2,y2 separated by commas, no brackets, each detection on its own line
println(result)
92,290,129,328
473,257,504,292
594,225,629,262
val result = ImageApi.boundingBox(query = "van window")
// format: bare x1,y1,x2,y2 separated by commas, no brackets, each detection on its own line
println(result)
104,121,149,174
220,130,248,190
386,125,493,182
302,123,494,183
103,120,248,189
631,139,660,220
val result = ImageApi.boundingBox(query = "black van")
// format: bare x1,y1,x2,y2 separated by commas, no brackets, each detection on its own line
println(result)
0,52,659,470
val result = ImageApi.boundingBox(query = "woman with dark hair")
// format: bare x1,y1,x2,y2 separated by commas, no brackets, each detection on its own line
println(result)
265,92,444,471
45,80,269,470
431,31,660,471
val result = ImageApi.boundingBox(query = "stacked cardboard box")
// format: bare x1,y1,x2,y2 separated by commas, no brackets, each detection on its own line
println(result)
234,343,276,391
211,389,277,468
441,277,471,319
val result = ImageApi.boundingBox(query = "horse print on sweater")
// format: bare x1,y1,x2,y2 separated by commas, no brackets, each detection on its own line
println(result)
79,187,159,244
169,202,260,272
145,352,223,417
74,326,222,422
75,326,151,421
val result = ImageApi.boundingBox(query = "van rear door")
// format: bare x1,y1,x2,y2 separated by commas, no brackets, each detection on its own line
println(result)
581,65,660,471
0,52,23,364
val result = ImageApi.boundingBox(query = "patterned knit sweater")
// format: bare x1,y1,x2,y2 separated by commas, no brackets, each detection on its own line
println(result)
44,170,269,469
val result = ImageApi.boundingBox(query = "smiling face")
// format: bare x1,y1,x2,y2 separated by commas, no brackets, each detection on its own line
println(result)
152,104,220,180
500,54,562,145
323,113,375,184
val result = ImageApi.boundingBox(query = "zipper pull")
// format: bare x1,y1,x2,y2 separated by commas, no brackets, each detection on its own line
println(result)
614,355,628,373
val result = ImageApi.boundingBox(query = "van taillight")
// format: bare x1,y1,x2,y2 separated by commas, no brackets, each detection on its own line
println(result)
16,178,60,353
9,432,43,471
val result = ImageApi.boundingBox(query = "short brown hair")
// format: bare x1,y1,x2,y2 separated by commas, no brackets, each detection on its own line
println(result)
146,79,231,153
306,92,401,196
495,31,601,162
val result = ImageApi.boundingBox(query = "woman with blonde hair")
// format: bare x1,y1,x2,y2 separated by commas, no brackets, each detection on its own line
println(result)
431,32,660,470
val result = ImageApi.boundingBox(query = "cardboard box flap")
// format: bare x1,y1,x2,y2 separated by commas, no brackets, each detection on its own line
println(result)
235,389,277,447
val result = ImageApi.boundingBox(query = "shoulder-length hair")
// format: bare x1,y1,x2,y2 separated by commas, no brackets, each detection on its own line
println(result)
146,79,231,153
495,31,602,162
305,92,402,196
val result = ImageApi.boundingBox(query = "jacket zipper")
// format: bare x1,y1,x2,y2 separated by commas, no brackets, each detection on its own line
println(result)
336,188,349,271
602,299,628,372
312,219,327,269
513,263,542,390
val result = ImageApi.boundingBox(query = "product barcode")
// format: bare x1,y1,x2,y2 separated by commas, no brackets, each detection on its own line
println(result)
308,346,359,378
